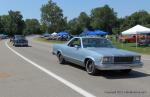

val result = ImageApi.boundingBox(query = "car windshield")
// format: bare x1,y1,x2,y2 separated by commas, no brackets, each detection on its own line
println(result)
15,35,25,40
82,38,114,48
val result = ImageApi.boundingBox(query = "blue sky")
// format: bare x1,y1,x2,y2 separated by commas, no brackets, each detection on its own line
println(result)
0,0,150,20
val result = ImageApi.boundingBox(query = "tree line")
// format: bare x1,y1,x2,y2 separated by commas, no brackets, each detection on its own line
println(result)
0,10,41,36
0,0,150,36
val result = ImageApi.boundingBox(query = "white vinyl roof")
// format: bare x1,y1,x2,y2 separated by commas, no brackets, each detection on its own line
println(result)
122,25,150,35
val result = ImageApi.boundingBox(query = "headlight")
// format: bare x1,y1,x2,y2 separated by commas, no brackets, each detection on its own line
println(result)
134,56,141,62
102,57,113,63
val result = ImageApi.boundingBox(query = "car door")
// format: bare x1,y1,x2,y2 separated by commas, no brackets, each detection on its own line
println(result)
64,38,84,65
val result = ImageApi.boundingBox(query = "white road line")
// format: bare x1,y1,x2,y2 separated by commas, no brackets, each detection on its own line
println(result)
5,41,96,97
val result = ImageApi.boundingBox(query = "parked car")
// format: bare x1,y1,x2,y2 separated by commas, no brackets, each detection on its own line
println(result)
41,33,51,38
119,35,140,43
0,34,8,39
138,39,150,46
12,35,28,47
52,37,143,75
119,34,150,43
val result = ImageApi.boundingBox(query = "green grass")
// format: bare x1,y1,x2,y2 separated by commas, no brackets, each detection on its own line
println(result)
34,37,150,55
34,37,67,44
111,37,150,55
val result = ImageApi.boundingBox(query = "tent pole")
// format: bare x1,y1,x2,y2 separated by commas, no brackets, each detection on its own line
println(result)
136,33,137,48
145,34,146,42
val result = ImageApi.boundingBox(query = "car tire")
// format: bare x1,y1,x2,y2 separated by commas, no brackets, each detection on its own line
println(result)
13,44,16,47
57,53,65,64
85,59,97,75
120,69,131,74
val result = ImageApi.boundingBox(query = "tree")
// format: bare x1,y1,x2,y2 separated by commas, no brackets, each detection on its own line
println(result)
1,10,25,36
112,18,125,34
0,16,3,33
41,0,67,33
67,12,92,35
0,15,10,34
77,12,91,31
9,10,25,35
24,19,41,35
130,10,150,25
120,10,150,32
90,5,117,34
67,18,82,35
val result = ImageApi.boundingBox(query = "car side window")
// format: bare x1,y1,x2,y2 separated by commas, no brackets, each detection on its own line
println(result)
68,38,81,47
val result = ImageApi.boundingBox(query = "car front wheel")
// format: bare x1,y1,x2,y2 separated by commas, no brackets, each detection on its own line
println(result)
57,53,65,64
85,59,97,75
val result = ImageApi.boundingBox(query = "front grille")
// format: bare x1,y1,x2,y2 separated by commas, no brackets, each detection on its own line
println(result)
114,56,133,64
18,40,27,43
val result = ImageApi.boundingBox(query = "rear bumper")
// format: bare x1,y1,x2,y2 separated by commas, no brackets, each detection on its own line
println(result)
96,62,143,70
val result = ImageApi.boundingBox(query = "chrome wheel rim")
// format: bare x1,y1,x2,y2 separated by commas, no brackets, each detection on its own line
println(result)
86,60,94,73
59,54,63,62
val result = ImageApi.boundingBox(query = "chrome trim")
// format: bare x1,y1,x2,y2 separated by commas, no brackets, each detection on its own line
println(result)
96,62,143,70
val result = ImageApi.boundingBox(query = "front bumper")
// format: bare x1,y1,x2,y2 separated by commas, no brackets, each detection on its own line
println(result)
96,62,143,70
14,42,28,46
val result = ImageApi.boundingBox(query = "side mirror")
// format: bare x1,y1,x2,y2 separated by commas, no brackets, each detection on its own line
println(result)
74,45,81,49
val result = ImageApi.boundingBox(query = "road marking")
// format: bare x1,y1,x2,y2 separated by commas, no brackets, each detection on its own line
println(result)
5,41,96,97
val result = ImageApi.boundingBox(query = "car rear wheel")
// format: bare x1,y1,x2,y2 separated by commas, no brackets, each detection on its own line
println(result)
85,59,97,75
57,53,65,64
120,69,131,74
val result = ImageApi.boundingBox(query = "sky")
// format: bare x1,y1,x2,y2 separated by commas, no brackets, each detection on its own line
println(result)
0,0,150,20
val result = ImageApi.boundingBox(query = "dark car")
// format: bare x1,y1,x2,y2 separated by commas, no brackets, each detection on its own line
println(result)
41,33,51,38
0,34,8,39
138,39,150,46
12,35,28,47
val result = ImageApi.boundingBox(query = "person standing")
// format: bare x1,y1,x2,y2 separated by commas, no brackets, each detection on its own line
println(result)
115,33,119,41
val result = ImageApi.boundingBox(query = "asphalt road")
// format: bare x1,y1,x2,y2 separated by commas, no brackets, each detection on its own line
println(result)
0,36,150,97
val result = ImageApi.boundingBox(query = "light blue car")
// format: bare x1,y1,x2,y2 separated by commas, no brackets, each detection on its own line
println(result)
52,37,143,75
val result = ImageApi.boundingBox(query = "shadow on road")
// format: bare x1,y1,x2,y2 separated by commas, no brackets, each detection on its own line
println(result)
64,62,86,71
94,70,150,79
64,62,150,79
14,45,32,47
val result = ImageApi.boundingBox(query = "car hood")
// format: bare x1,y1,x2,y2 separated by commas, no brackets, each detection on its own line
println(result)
86,48,139,56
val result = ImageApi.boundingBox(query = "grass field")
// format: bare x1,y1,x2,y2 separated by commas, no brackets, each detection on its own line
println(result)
34,37,150,55
112,38,150,55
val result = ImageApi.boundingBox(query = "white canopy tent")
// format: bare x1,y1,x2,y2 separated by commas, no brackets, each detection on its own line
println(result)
51,32,57,36
122,25,150,35
121,25,150,47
